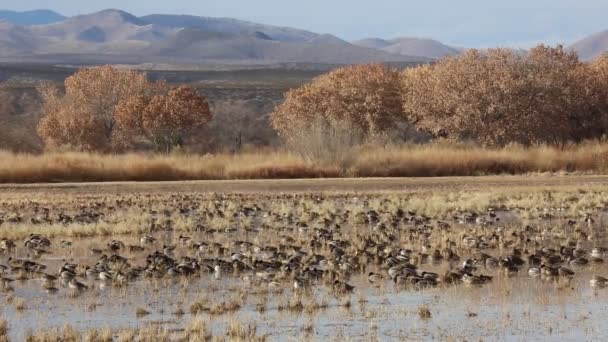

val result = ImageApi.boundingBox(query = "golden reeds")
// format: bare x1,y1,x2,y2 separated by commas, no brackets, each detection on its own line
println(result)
1,141,608,183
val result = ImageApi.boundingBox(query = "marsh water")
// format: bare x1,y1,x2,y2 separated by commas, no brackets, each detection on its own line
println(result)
2,192,608,341
3,256,608,341
2,220,608,341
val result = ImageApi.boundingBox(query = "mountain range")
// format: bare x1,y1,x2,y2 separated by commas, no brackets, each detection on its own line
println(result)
0,9,432,65
0,9,607,64
0,10,65,25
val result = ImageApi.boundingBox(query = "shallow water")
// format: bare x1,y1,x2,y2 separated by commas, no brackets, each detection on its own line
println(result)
3,266,608,341
2,230,608,341
2,195,608,341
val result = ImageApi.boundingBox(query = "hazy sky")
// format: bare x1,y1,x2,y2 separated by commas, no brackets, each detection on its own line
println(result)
4,0,608,47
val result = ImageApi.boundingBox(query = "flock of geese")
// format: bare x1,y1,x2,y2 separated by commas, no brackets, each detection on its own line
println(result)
2,195,608,300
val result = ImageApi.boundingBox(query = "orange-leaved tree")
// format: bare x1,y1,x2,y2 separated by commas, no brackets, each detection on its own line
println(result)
401,45,608,146
271,63,403,144
114,86,211,152
37,66,160,151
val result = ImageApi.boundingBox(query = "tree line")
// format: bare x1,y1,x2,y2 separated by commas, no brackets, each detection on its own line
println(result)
34,45,608,153
273,45,608,147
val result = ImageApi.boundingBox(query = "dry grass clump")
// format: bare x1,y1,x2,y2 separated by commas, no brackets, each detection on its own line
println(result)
304,298,329,315
84,328,113,342
2,141,608,183
135,307,151,318
189,297,210,315
25,324,80,342
189,296,242,316
137,325,171,342
13,297,26,311
277,298,304,313
184,316,213,341
117,329,136,342
418,305,432,320
0,318,7,342
227,320,266,342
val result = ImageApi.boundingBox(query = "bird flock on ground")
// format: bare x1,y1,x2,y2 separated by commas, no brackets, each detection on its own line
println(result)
2,193,608,301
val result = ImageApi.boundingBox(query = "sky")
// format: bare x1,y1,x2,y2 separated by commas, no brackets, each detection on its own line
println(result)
3,0,608,47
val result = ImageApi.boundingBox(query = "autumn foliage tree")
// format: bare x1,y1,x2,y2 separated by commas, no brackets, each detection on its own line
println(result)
401,45,608,146
271,63,403,144
37,66,155,151
114,86,211,152
37,66,211,152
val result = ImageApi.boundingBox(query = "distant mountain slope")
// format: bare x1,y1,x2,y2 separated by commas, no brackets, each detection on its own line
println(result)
352,38,394,50
0,9,431,64
29,9,176,43
140,14,318,42
0,9,65,25
0,22,40,55
146,28,427,64
353,37,459,59
569,30,608,60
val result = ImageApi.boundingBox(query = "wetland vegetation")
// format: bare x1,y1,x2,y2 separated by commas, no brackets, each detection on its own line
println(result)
2,179,608,340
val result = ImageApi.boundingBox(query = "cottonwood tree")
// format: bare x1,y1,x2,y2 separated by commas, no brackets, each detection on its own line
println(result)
401,45,608,146
37,66,158,151
271,63,403,145
114,86,211,152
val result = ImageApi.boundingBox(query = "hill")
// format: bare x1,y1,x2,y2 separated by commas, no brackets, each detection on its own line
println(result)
0,9,431,65
353,37,459,59
140,14,318,42
569,30,608,60
0,9,65,25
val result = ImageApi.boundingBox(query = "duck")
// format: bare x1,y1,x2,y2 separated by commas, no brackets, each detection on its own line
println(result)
528,267,541,277
98,271,113,281
540,264,559,277
332,280,355,293
178,235,192,245
293,277,309,291
367,272,384,284
60,268,77,281
267,281,282,289
462,274,483,285
568,257,588,267
43,283,59,294
68,279,88,292
558,266,575,277
140,235,156,245
590,275,608,288
0,239,16,253
39,273,58,284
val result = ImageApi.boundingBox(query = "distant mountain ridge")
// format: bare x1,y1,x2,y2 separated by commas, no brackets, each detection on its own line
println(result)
0,9,435,65
568,30,608,60
0,9,65,25
353,37,460,59
4,8,608,63
140,14,318,43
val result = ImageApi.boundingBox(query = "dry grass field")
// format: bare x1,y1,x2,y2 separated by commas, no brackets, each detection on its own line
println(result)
3,141,608,183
